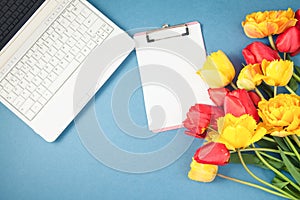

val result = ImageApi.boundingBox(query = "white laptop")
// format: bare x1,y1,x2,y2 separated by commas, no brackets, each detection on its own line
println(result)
0,0,134,142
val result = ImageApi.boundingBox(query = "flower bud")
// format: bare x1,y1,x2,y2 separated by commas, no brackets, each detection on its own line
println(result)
276,26,300,57
237,63,263,90
188,158,218,182
197,50,235,88
242,42,280,64
261,59,293,86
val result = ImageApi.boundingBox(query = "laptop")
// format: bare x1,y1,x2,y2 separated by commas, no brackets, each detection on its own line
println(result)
0,0,134,142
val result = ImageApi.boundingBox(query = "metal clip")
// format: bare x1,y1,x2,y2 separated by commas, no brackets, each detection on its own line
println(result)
146,23,189,43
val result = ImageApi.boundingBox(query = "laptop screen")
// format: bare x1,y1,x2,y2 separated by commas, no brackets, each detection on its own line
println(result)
0,0,45,51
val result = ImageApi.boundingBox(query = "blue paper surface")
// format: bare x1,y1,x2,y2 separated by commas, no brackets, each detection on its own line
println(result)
0,0,299,199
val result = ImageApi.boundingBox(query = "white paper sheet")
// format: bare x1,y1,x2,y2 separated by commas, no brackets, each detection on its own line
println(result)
134,21,213,132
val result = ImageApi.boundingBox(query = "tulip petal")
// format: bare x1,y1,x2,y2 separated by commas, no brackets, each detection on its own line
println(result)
243,23,266,38
276,26,300,53
224,96,246,116
287,114,300,131
281,110,294,123
183,104,216,138
250,126,267,144
242,48,257,65
259,21,278,36
248,91,261,106
261,59,294,86
198,50,235,88
208,88,229,107
215,114,266,150
188,159,218,182
242,42,280,64
198,70,226,88
194,142,230,166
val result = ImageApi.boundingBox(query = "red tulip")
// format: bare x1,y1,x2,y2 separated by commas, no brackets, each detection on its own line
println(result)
210,107,224,130
248,91,261,107
295,9,300,29
242,42,280,64
183,104,224,138
194,142,230,166
183,104,211,138
224,89,260,122
208,88,230,107
276,26,300,56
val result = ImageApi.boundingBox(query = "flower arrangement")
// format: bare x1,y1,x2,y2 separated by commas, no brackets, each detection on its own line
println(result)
184,8,300,199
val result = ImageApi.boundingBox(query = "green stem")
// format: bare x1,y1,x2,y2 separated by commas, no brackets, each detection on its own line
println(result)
230,82,238,90
291,135,300,148
284,137,300,162
260,151,282,163
283,53,287,60
268,35,277,50
285,85,297,95
274,86,277,96
252,144,300,192
231,148,296,156
207,126,218,133
292,73,300,83
217,174,291,199
255,87,266,100
262,136,276,143
237,149,296,199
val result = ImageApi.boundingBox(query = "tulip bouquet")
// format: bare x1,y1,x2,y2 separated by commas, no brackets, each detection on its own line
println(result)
184,8,300,199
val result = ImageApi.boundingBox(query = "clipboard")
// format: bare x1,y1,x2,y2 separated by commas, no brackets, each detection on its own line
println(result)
134,21,213,133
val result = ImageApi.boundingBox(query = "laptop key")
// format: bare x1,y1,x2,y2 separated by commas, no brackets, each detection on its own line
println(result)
25,110,35,120
0,89,9,100
0,0,8,7
19,98,35,114
30,91,41,102
6,92,17,103
2,6,9,13
13,96,26,109
31,102,43,113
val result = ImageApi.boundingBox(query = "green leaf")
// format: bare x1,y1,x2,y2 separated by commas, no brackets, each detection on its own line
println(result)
272,175,290,189
273,136,299,165
256,139,277,149
273,137,290,152
283,185,300,199
272,175,285,183
230,153,267,168
282,166,300,174
230,152,284,170
230,153,258,164
279,148,300,186
267,158,284,169
258,82,274,98
273,181,289,189
289,135,300,152
288,76,298,92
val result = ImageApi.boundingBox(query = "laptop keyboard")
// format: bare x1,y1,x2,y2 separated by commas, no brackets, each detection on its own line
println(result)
0,0,114,121
0,0,46,51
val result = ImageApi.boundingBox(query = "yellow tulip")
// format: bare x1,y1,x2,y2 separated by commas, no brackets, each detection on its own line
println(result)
242,8,297,38
237,63,263,90
188,158,218,182
258,94,300,137
197,50,235,88
216,114,266,150
261,59,293,86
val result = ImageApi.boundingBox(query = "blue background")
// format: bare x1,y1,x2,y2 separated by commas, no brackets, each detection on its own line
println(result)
1,0,300,200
